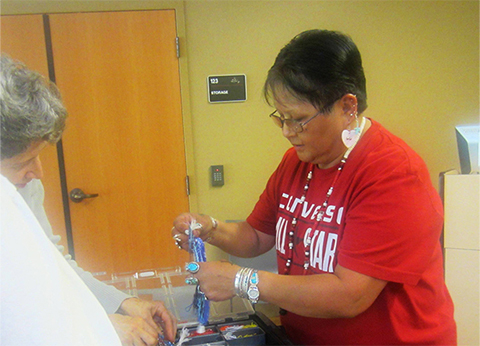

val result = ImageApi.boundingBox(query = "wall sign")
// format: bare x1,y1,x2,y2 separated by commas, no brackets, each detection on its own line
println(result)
207,74,247,103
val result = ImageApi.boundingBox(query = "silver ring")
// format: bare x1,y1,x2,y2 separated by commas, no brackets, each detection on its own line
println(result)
173,234,182,248
186,261,200,274
185,276,198,285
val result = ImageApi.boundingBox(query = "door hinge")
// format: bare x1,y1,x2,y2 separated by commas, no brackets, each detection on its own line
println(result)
176,37,180,58
185,175,190,196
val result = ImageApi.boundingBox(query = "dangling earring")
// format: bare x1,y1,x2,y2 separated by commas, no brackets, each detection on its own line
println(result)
341,113,361,148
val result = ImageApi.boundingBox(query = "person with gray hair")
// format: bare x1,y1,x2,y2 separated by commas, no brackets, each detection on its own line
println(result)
0,55,66,161
0,54,176,346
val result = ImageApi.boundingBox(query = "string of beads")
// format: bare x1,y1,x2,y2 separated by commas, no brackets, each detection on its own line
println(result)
284,117,366,275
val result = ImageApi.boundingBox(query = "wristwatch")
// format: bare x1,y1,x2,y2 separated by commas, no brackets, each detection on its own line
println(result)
247,270,260,304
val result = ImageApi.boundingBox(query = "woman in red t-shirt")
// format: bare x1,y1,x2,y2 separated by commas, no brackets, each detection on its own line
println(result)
172,29,456,345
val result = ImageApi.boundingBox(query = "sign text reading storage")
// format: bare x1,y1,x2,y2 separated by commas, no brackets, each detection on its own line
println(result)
207,74,247,103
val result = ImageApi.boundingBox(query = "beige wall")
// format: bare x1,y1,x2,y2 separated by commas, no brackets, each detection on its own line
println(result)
2,0,479,237
183,0,479,223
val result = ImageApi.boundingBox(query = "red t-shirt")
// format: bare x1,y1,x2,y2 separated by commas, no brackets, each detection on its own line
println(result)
247,120,456,345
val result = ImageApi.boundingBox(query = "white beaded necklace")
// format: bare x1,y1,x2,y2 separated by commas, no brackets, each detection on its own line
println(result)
283,116,366,275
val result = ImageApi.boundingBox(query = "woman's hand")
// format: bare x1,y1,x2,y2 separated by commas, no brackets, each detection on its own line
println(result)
171,213,217,250
186,260,240,301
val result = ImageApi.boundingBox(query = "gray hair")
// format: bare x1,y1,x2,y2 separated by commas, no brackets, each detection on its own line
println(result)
1,54,67,160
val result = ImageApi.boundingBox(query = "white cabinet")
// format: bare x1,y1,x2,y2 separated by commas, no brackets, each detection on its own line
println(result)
444,174,479,346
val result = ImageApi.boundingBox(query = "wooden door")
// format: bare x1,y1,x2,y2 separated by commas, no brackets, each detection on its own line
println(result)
47,10,189,275
0,15,68,252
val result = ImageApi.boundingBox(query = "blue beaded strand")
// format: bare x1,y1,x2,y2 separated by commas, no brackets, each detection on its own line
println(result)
188,221,210,325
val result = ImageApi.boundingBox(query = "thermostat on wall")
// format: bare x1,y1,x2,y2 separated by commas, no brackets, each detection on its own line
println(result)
207,74,247,103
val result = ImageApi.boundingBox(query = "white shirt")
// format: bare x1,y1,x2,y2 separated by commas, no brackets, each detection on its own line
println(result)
0,175,121,345
18,179,131,314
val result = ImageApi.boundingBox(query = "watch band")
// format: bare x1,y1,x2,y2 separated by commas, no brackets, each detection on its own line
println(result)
247,270,259,304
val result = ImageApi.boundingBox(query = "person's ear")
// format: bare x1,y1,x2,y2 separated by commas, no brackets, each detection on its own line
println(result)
340,94,358,115
340,93,358,124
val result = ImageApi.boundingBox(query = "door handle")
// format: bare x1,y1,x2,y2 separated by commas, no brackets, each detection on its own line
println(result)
69,188,99,203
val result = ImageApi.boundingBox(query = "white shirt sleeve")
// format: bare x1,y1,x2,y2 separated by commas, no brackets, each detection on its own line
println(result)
0,176,122,346
18,179,131,313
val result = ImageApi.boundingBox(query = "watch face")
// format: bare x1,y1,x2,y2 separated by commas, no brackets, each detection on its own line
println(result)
248,288,260,299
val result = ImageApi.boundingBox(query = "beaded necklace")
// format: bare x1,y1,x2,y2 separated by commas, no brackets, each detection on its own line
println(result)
283,117,366,275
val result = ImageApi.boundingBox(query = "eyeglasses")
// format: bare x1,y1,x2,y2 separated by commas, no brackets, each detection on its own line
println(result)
269,110,322,133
